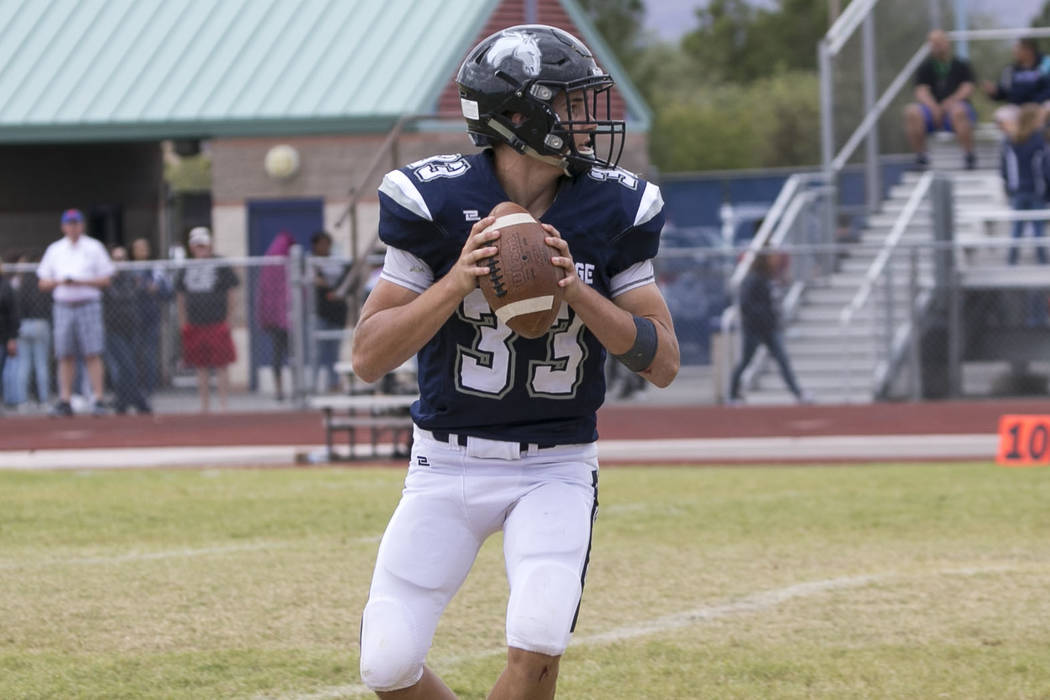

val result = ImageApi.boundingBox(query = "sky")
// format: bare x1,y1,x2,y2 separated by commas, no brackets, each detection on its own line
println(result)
643,0,1047,42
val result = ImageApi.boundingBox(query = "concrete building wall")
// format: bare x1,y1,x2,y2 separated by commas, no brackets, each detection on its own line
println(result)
209,128,651,254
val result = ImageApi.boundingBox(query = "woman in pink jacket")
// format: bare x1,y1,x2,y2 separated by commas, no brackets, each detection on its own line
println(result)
256,231,294,400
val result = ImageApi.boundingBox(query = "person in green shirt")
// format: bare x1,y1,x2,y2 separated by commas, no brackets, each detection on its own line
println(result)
904,30,978,170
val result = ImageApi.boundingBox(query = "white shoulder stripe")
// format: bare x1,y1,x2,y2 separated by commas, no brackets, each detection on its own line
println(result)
380,246,434,294
609,260,655,297
634,182,663,227
380,170,433,222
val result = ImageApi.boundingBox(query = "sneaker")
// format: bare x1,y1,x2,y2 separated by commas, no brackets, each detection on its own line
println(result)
964,152,977,170
90,400,109,417
49,401,73,418
911,153,929,170
727,396,746,406
796,391,815,405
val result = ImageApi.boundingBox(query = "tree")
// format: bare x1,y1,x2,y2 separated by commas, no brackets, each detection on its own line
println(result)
577,0,646,66
681,0,761,84
649,71,821,171
1033,1,1050,27
681,0,828,84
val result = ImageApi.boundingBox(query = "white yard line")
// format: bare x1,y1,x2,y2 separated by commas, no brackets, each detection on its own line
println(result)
574,574,879,646
276,564,1025,700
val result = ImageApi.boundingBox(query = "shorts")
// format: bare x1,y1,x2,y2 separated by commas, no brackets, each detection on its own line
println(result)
181,322,236,368
53,300,104,358
360,427,598,685
920,101,976,133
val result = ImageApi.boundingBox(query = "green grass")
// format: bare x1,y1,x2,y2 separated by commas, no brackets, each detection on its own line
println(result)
2,463,1049,699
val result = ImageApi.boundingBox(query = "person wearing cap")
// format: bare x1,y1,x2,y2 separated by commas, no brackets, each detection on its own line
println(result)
37,209,114,417
174,227,239,412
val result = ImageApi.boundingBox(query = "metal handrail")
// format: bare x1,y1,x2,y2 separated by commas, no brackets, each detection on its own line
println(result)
824,20,1050,182
840,171,934,326
873,287,934,396
825,0,879,55
334,115,411,229
737,189,831,391
334,115,411,307
838,170,934,398
331,114,464,314
728,173,822,292
831,25,1050,175
719,174,816,399
831,43,929,173
948,27,1050,41
719,181,827,400
958,209,1050,223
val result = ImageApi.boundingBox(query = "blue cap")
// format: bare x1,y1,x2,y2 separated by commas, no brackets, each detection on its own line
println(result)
61,208,84,224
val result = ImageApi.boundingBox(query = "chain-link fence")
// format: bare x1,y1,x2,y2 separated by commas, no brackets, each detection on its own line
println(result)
3,254,322,414
3,229,1049,413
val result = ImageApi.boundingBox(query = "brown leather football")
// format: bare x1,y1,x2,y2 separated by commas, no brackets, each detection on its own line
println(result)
477,201,564,339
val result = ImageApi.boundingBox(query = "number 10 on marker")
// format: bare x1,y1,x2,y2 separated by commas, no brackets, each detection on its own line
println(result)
997,415,1050,466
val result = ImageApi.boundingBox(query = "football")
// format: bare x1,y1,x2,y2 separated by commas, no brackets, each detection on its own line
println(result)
477,201,564,338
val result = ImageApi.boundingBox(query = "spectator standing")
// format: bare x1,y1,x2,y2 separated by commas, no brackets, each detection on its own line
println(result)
904,30,978,170
175,227,239,413
983,38,1050,134
309,231,349,392
103,247,151,414
0,264,18,413
728,253,810,404
130,237,172,398
16,252,53,409
255,231,294,401
37,209,114,417
1002,103,1050,267
2,254,23,408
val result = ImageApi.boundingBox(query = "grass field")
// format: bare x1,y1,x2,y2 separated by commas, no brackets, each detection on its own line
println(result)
2,462,1050,699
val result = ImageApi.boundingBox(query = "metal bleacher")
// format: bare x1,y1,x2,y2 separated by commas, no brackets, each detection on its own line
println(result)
720,1,1050,404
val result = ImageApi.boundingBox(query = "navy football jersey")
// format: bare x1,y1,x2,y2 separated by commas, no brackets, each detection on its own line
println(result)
377,150,664,445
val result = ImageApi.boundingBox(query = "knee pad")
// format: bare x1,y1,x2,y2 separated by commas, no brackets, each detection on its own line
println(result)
359,597,426,692
506,561,583,656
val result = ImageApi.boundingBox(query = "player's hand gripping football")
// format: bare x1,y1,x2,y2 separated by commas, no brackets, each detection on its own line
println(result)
449,216,500,297
543,224,582,304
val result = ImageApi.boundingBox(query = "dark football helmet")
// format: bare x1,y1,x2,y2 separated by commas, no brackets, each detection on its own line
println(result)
455,24,625,176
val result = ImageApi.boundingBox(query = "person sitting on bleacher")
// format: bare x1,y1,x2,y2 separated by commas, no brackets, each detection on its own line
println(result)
982,38,1050,135
1001,103,1050,266
904,30,978,171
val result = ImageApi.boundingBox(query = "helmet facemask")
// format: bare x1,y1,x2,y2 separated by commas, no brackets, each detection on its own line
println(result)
546,77,625,176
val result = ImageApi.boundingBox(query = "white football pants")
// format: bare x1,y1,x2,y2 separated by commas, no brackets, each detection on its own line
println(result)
359,426,598,692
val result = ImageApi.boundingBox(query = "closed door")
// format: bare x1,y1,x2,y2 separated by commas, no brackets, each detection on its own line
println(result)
247,199,324,390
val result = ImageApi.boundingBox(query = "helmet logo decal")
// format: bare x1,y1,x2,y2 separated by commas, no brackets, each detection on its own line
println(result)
486,30,542,77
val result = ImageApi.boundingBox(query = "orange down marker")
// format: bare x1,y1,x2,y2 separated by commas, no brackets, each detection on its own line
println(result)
997,415,1050,466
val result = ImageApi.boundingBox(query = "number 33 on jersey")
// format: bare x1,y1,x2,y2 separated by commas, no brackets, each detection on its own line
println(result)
376,150,665,446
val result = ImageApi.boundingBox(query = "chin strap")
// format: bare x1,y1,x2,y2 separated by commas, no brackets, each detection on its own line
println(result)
487,119,573,176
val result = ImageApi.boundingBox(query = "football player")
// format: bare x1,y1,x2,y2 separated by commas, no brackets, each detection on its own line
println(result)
353,24,679,699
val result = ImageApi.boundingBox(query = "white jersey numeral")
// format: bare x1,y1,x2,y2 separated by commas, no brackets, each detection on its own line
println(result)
456,290,516,398
455,292,585,398
529,304,586,398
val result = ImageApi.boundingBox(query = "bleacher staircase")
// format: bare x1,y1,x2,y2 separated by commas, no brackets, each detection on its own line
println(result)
739,127,1008,404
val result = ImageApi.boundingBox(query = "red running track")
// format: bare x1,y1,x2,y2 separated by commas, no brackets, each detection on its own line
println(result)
0,399,1041,453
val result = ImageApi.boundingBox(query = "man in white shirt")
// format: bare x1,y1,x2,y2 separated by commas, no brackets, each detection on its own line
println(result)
37,209,115,416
